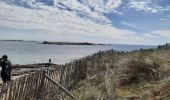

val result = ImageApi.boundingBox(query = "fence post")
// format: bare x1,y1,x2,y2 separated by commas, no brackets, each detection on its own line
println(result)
45,74,77,100
60,65,64,85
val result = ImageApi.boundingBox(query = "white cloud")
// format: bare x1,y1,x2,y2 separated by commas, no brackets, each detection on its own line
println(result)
128,0,170,13
121,21,138,29
2,0,123,24
134,30,170,45
76,0,122,13
0,0,170,45
160,18,166,21
54,0,123,23
151,30,170,38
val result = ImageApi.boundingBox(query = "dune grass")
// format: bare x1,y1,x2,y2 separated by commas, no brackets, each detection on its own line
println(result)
70,49,170,100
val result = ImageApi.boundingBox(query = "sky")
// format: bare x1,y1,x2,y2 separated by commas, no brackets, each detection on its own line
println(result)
0,0,170,45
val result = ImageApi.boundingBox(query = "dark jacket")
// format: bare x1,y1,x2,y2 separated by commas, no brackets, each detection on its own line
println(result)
0,60,12,74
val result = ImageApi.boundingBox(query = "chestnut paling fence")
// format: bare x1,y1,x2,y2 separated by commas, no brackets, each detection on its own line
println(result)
0,49,124,100
0,59,87,100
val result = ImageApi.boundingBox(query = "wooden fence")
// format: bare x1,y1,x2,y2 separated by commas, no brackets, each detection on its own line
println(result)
0,70,43,100
0,49,124,100
0,58,88,100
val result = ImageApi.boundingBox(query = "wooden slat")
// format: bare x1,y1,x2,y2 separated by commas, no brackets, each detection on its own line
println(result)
4,84,9,100
35,72,42,97
23,75,31,100
18,77,25,100
21,76,28,100
13,80,20,100
11,80,17,100
8,82,13,100
25,73,34,100
37,71,45,99
30,72,38,99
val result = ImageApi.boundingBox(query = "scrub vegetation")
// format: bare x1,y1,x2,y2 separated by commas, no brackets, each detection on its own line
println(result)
70,44,170,99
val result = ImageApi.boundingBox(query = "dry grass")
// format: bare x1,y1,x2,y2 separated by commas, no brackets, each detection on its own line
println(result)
71,69,116,100
71,49,170,99
117,60,161,86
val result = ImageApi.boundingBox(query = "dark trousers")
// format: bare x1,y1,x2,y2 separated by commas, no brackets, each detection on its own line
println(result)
1,71,10,83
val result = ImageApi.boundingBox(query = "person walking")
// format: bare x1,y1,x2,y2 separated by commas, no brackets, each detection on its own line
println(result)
0,55,12,83
49,58,51,64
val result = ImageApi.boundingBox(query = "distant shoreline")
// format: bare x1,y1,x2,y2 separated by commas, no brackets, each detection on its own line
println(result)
0,40,38,42
0,39,157,46
0,40,105,45
41,41,105,45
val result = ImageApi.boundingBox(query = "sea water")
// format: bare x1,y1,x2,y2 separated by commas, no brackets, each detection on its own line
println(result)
0,41,155,64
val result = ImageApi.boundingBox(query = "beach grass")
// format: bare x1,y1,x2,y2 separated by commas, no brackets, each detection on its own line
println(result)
70,49,170,99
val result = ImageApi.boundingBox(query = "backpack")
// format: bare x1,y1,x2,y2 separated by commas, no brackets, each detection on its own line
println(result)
5,60,12,74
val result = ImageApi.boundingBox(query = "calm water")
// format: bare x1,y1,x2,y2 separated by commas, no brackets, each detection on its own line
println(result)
0,41,155,65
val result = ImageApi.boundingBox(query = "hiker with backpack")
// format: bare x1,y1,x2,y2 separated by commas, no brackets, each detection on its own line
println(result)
0,55,12,83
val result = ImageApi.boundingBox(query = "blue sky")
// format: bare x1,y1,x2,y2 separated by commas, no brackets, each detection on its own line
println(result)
0,0,170,45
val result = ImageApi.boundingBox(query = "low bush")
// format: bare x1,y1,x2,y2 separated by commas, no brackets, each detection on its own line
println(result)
118,60,161,85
